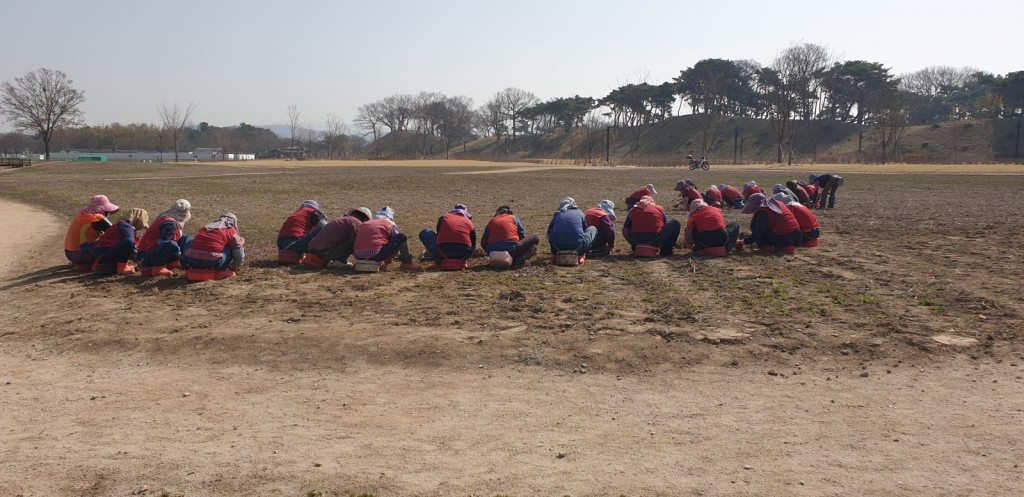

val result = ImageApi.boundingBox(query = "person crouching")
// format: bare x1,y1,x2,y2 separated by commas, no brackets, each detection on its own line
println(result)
481,205,540,269
181,212,245,279
93,208,149,275
741,193,802,254
307,207,373,268
420,204,477,270
684,200,739,256
623,195,681,257
352,207,422,271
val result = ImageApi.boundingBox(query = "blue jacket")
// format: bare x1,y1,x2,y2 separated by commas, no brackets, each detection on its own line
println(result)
547,208,587,246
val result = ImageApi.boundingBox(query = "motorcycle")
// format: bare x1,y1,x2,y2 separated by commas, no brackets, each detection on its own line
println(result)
687,156,710,171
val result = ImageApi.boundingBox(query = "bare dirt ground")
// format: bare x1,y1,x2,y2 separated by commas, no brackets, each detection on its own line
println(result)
1,162,1023,496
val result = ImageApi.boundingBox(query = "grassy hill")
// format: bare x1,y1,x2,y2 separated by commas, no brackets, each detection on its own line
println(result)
364,116,1022,165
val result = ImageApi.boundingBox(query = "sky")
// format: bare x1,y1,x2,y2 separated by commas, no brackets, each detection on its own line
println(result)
2,0,1021,131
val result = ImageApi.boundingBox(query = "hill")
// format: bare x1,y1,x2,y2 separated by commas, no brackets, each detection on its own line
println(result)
365,116,1022,164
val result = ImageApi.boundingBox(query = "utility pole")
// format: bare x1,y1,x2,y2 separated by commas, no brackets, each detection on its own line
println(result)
733,127,740,164
739,137,744,163
858,129,865,152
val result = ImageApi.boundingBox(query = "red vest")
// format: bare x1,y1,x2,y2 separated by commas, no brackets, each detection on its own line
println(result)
584,208,608,227
742,186,763,200
628,187,652,203
704,188,723,202
804,184,818,197
95,220,132,248
686,208,726,233
485,214,520,243
437,213,474,245
137,215,181,252
721,186,742,202
190,227,239,253
787,203,819,232
278,207,318,238
354,218,395,252
628,204,665,234
793,184,810,202
762,206,801,235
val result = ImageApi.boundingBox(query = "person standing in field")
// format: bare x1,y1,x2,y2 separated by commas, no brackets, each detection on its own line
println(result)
481,205,541,269
63,194,119,270
584,200,617,256
352,207,422,271
623,195,681,257
741,193,802,253
277,200,328,254
138,199,192,276
683,199,739,255
547,197,597,262
307,207,373,268
420,204,477,270
93,208,149,276
181,212,246,279
808,173,844,209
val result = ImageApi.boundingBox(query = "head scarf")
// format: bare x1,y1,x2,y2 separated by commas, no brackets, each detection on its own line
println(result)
450,203,472,219
598,199,617,221
673,180,689,192
773,192,797,206
557,197,578,212
375,206,395,220
495,205,513,216
706,185,720,195
808,174,819,183
644,184,657,195
125,208,149,230
773,184,797,204
204,212,238,230
300,200,320,211
718,184,730,192
741,193,784,215
689,199,708,213
156,199,192,228
744,181,757,190
634,195,655,209
350,207,373,221
84,195,119,214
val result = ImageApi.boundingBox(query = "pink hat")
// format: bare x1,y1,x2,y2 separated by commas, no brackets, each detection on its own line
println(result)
85,195,119,214
741,193,783,215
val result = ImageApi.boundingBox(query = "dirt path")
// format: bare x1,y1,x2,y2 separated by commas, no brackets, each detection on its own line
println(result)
1,195,1023,496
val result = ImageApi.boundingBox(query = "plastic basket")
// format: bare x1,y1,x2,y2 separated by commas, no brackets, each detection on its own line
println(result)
354,259,382,272
554,251,579,266
301,253,328,269
277,250,302,265
186,268,217,281
634,244,658,258
488,251,512,268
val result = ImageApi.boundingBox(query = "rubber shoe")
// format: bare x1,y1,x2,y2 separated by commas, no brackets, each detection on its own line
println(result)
329,260,353,269
151,266,173,277
166,261,182,270
578,255,586,265
214,270,236,280
398,261,423,272
116,262,137,275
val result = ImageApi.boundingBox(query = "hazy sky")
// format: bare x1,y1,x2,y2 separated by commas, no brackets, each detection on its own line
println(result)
3,0,1021,131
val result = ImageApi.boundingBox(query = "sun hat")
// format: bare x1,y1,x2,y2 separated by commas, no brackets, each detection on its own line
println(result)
718,184,729,191
156,199,191,227
598,199,617,221
351,207,373,221
300,200,320,211
375,206,395,220
689,199,708,213
558,197,577,212
644,184,657,195
742,193,783,214
634,195,654,209
744,181,757,190
495,205,513,215
205,212,238,230
450,203,472,219
85,195,119,214
126,208,150,230
773,192,797,206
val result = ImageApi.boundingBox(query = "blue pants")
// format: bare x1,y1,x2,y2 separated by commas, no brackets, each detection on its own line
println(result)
277,226,323,252
419,229,473,261
548,226,597,255
629,220,682,256
183,247,233,271
97,239,137,264
141,235,192,267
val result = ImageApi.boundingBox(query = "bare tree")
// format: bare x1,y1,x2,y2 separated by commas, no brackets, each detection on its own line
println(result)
496,87,538,143
478,98,507,154
870,96,908,164
0,68,85,160
157,101,196,162
323,113,350,159
287,104,302,148
354,102,383,157
436,95,475,160
379,94,414,154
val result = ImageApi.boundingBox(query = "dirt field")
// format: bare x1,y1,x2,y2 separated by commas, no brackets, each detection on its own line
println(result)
1,161,1023,496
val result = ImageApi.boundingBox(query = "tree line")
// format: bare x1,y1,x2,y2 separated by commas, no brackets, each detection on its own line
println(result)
2,43,1022,162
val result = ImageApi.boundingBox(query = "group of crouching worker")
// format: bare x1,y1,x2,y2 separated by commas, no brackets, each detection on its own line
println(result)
63,173,840,277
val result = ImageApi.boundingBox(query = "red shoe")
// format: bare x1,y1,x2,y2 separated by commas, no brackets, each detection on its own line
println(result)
166,261,182,270
214,270,236,280
116,262,137,275
151,266,173,277
577,255,586,265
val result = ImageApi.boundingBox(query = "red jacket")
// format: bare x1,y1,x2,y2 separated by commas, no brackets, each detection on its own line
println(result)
95,220,136,249
786,203,819,233
760,206,801,235
721,186,742,202
792,184,810,202
704,188,723,204
353,218,397,256
627,187,652,204
189,226,241,253
278,207,319,239
437,213,475,246
742,186,763,200
137,215,181,252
